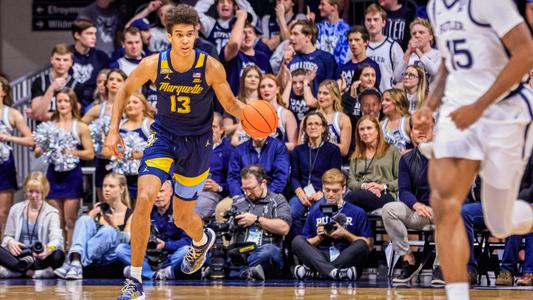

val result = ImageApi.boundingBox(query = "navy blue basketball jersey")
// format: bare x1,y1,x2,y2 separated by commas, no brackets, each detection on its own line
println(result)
154,49,214,136
207,21,231,55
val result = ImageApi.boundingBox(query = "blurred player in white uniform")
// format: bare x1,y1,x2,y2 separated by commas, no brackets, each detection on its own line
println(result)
417,0,533,299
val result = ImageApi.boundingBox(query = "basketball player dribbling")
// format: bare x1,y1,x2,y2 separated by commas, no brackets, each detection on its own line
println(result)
415,1,533,299
104,5,245,299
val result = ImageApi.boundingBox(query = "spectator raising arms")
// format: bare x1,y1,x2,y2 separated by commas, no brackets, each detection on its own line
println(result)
346,115,400,212
0,172,65,279
54,173,132,280
281,68,317,127
35,88,94,249
195,0,258,54
0,77,34,237
221,9,272,96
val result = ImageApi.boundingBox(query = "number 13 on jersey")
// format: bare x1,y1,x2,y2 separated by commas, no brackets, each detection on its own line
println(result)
170,95,191,114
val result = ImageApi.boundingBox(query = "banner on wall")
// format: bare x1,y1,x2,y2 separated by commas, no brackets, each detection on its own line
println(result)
32,0,92,31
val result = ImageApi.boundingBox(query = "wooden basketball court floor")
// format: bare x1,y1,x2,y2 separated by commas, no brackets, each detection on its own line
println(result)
0,278,531,299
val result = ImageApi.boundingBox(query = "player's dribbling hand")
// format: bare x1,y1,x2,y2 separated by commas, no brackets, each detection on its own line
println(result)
103,130,126,159
450,103,483,130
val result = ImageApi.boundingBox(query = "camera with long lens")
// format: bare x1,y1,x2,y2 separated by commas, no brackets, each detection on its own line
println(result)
203,208,241,279
17,241,45,258
320,203,339,234
145,226,168,270
147,226,159,250
99,202,112,214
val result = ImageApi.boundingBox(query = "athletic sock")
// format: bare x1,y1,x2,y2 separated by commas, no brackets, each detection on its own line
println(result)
445,282,469,300
130,266,142,283
192,232,208,247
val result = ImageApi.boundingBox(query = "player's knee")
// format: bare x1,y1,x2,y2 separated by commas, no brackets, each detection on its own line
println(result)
136,192,156,211
430,193,462,223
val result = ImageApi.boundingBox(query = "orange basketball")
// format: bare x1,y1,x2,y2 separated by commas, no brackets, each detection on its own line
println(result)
240,101,279,139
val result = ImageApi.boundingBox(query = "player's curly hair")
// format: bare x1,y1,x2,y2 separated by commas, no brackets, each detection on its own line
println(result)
165,4,199,33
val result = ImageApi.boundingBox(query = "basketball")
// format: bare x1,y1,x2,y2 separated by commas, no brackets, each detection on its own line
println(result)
240,100,279,139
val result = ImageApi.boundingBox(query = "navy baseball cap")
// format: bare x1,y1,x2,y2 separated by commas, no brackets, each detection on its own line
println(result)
131,18,150,31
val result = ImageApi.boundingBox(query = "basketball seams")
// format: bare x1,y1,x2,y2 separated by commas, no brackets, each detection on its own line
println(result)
250,104,274,132
242,112,269,134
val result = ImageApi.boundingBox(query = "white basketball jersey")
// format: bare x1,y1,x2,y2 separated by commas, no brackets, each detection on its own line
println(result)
366,38,404,91
428,0,524,107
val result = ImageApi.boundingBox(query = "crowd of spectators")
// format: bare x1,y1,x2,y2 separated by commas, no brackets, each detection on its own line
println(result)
0,0,531,287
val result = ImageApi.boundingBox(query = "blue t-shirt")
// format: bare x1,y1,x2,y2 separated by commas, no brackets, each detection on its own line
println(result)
303,199,372,252
70,46,110,106
220,47,273,96
337,57,382,94
288,49,338,96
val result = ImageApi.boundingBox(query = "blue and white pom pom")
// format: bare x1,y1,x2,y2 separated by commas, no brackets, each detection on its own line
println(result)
106,131,147,175
0,124,12,163
34,122,80,172
89,115,111,155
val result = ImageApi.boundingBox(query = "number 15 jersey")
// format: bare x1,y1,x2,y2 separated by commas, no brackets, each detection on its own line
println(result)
427,0,525,107
155,48,214,136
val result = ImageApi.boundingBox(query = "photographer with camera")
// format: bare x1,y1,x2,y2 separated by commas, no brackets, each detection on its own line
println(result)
116,180,191,280
0,172,65,279
54,173,132,280
223,164,291,281
292,168,372,281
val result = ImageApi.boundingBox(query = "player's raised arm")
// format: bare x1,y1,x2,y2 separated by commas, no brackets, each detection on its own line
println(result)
104,54,158,157
206,56,245,119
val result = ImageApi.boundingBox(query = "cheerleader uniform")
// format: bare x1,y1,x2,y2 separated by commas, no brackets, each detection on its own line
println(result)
270,106,287,143
0,107,17,191
94,102,111,189
46,120,83,199
118,118,151,201
381,116,412,152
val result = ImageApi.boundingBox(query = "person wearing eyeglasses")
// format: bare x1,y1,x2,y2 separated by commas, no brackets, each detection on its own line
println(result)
288,111,342,238
221,164,291,281
401,65,428,113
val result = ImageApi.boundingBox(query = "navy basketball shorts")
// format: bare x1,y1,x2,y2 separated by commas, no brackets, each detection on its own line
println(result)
139,123,213,201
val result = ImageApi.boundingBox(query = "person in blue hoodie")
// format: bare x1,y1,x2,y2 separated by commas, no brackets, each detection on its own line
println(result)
227,136,290,198
115,180,191,280
195,112,234,220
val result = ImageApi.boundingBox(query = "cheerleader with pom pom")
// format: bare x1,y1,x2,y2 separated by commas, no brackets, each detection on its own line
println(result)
115,92,153,207
82,69,127,202
35,88,94,248
0,76,34,238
